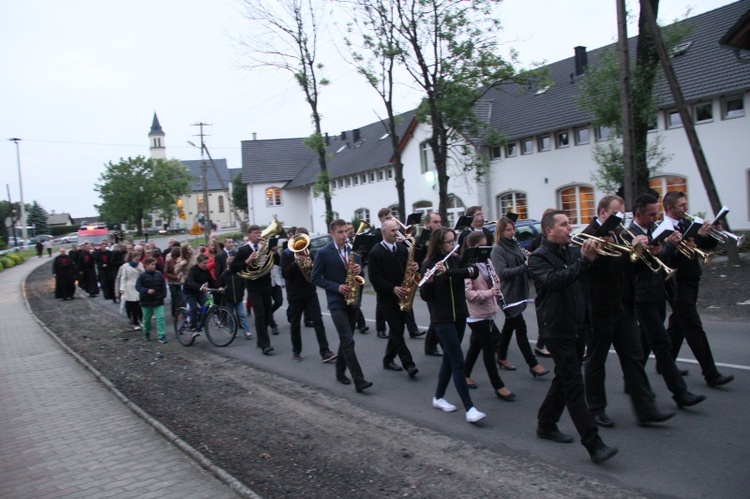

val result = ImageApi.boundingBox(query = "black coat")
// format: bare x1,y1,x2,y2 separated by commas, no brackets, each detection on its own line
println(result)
135,270,167,307
217,270,246,304
280,248,317,299
53,254,76,299
184,265,217,296
368,241,408,305
419,255,477,323
231,243,271,289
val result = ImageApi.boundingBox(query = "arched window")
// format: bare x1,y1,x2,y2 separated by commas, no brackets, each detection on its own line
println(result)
265,187,281,207
649,175,687,218
218,195,225,213
354,208,370,223
197,195,205,214
388,204,401,220
497,191,528,220
412,200,433,221
445,194,466,229
558,185,594,224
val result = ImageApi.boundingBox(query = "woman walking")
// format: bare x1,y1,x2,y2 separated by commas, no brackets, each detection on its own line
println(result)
118,252,144,331
420,227,486,423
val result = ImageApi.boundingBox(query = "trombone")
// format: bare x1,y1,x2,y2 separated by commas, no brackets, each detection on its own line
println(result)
570,232,640,259
685,212,745,248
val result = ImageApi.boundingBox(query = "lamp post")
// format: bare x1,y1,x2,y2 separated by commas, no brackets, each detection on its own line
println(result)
8,138,27,245
187,140,210,244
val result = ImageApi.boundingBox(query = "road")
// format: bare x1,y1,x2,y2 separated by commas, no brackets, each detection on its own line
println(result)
95,235,750,497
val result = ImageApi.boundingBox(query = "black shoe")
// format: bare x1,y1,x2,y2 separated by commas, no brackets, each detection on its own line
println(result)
355,380,373,393
589,442,619,464
383,362,403,371
377,330,389,339
592,412,615,428
497,359,517,371
496,389,515,401
536,428,574,444
409,330,426,338
321,351,338,363
637,410,675,425
262,346,274,355
425,349,442,357
407,366,419,378
673,391,707,408
271,326,280,335
336,375,351,385
534,347,552,358
706,373,735,387
358,326,370,334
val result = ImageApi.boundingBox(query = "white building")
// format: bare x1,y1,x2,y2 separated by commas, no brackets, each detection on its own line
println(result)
240,1,750,233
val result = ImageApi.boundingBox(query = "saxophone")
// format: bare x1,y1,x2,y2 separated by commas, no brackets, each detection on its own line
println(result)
344,246,365,306
398,235,421,312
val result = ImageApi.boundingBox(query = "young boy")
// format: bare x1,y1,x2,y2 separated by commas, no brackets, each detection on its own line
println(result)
135,257,168,343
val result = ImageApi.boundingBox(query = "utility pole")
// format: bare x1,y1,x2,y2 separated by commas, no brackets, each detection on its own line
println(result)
6,184,18,246
616,0,636,207
191,122,211,244
8,138,27,245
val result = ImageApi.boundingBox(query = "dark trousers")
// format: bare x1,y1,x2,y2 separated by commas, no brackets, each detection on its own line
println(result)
585,308,655,417
667,280,720,382
288,295,329,356
330,308,365,384
381,302,415,369
433,319,474,411
464,320,506,390
498,313,538,367
538,334,601,452
424,325,440,353
247,287,273,349
356,308,367,330
269,285,283,328
168,283,184,318
125,300,142,326
637,301,687,396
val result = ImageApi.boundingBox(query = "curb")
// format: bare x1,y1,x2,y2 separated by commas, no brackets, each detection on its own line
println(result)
21,266,261,499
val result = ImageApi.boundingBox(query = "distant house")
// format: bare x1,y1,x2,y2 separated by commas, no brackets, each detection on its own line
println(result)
72,216,103,227
48,212,74,227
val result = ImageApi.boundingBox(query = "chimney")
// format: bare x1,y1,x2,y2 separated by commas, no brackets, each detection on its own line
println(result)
340,131,347,140
574,46,588,76
325,132,329,146
252,132,257,141
353,128,360,142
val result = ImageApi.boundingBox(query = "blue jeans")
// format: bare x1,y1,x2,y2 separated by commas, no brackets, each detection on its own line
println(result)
185,292,207,330
227,300,250,334
433,318,474,411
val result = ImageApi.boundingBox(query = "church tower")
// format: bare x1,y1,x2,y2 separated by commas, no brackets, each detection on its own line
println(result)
149,113,166,159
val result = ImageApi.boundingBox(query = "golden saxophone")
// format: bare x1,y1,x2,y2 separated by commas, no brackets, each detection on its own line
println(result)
344,245,365,306
397,234,421,312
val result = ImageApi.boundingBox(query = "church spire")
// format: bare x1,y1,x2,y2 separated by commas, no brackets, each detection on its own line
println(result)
149,112,166,159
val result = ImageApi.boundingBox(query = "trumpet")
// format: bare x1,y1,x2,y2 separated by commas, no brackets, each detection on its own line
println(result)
570,232,641,259
685,212,745,248
675,240,715,265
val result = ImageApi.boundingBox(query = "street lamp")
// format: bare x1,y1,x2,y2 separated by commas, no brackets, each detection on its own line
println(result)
187,140,210,243
8,138,27,244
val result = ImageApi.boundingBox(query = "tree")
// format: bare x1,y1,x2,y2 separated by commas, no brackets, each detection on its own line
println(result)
231,173,248,218
94,156,192,236
238,0,335,225
385,0,517,223
26,201,49,235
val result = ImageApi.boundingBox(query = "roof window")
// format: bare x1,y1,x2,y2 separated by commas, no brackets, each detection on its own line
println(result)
379,133,390,140
335,145,346,153
670,41,692,57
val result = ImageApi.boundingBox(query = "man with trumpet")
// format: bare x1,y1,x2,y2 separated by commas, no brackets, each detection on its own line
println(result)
629,194,707,408
582,195,674,428
662,191,734,387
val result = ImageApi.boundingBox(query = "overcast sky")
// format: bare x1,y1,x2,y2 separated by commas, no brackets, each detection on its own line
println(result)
0,0,736,219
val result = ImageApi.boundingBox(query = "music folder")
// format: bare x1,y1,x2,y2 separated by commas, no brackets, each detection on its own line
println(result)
459,245,492,267
505,211,519,223
649,222,674,246
405,212,422,227
582,213,623,237
454,215,473,231
352,234,378,254
713,206,729,226
682,221,703,241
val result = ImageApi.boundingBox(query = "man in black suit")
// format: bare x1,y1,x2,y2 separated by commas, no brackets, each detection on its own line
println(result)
662,191,734,387
457,206,493,248
214,236,235,279
231,225,274,355
368,219,419,378
311,219,372,393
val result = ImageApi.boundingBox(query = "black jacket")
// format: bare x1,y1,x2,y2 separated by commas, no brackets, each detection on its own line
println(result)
280,248,317,299
184,265,217,296
368,241,408,305
135,270,167,307
231,243,271,289
664,219,718,283
217,269,245,304
528,238,592,339
419,255,477,323
628,222,675,304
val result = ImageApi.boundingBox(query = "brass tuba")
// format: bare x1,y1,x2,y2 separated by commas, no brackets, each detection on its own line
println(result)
289,233,313,282
238,215,284,280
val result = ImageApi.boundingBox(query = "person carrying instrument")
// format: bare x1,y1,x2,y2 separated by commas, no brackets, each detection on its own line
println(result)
662,191,734,387
311,219,372,393
231,225,275,355
280,227,336,363
368,219,419,378
419,212,444,357
420,227,486,423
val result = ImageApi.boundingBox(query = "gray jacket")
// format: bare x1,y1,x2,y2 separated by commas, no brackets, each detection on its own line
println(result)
490,238,529,317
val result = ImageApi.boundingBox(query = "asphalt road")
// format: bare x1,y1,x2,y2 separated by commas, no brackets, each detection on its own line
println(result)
94,234,750,498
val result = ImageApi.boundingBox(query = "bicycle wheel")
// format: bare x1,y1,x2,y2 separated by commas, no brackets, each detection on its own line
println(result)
173,307,197,346
204,306,238,347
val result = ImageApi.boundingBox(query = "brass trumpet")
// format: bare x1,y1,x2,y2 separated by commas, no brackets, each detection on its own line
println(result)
570,232,640,259
675,240,715,265
685,212,744,248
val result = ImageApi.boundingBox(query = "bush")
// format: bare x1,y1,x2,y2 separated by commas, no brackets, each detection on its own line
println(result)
0,257,14,270
8,253,23,265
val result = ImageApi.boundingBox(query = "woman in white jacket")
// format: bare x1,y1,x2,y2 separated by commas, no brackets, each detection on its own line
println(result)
119,252,144,330
462,232,515,401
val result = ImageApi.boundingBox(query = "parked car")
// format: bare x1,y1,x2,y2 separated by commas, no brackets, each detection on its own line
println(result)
52,232,78,244
484,219,541,250
307,234,332,259
32,234,53,243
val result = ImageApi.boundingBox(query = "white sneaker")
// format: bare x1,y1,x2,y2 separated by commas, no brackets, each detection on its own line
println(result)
432,397,457,412
466,407,486,423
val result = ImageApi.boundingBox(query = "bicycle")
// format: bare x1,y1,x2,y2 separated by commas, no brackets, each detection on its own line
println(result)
173,288,238,347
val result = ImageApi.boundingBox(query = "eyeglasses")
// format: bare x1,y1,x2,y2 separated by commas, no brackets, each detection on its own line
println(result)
442,239,456,245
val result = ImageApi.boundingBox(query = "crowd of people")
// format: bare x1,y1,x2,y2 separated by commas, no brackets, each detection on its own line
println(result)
50,190,735,465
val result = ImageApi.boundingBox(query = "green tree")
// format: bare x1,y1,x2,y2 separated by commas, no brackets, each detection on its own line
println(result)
238,0,335,225
231,172,248,217
94,156,192,236
26,201,49,235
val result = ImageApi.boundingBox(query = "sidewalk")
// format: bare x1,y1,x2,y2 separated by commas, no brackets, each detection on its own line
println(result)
0,257,248,498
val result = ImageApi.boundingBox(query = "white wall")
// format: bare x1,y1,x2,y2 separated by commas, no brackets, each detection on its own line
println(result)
248,183,311,231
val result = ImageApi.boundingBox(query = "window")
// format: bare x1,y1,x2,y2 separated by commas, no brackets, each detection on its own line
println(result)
723,96,745,119
647,115,658,131
354,208,370,223
420,141,435,173
330,181,335,191
694,103,713,123
538,135,551,152
413,200,433,222
595,126,612,141
353,176,358,186
387,169,393,179
556,131,569,148
666,110,683,129
574,127,590,145
369,172,375,182
649,175,687,218
445,194,466,229
521,138,534,155
378,170,384,181
265,187,281,207
338,179,344,188
388,205,400,219
218,195,225,213
361,174,367,184
346,177,351,187
558,185,594,224
497,191,528,220
197,196,204,213
506,142,517,157
491,146,502,159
